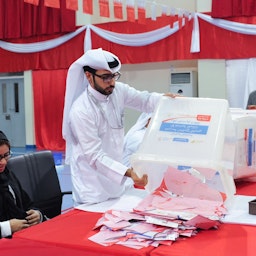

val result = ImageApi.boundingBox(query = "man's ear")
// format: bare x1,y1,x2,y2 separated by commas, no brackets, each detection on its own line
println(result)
85,71,91,79
85,71,93,84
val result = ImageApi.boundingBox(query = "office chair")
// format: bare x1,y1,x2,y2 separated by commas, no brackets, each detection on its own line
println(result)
7,150,72,218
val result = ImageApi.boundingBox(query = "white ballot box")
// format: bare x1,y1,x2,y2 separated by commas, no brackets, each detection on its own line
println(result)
131,97,236,204
228,109,256,179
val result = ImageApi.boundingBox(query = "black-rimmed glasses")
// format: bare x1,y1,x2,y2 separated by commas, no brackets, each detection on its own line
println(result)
93,72,121,83
0,151,11,161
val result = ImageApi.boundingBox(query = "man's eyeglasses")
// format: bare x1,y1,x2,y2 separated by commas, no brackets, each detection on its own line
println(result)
0,151,11,161
93,72,121,83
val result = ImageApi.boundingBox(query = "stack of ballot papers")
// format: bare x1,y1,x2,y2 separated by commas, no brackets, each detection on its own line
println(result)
88,167,227,249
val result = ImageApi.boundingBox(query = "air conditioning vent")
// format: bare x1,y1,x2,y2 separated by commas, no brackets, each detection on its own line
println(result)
171,72,191,84
170,71,198,97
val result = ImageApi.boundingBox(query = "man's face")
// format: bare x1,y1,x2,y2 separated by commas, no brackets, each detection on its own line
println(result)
86,70,121,96
93,71,115,95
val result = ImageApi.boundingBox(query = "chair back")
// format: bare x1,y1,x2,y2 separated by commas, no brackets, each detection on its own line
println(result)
7,150,62,218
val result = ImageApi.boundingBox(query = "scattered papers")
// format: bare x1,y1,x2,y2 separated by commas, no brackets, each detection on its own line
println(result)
88,167,225,249
88,209,219,249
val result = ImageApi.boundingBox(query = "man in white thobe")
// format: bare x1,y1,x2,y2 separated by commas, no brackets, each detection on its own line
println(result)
62,48,174,206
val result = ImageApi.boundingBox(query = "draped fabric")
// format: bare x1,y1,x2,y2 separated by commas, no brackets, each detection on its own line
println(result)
211,0,256,18
0,12,256,149
1,14,256,73
0,31,85,72
33,70,67,150
0,0,76,40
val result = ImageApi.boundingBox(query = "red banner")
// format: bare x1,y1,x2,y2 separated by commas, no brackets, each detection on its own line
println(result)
83,0,93,14
24,0,39,5
126,6,135,22
114,0,123,19
138,7,146,24
66,0,78,10
99,0,110,18
44,0,60,8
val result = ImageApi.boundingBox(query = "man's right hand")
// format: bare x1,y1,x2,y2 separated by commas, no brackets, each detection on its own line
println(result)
125,168,148,187
10,219,29,233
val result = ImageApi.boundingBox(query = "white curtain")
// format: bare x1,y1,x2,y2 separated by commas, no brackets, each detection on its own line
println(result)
226,58,256,109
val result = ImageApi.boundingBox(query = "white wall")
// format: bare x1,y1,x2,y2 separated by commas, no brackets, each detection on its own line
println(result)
121,60,198,132
198,60,227,99
196,0,212,12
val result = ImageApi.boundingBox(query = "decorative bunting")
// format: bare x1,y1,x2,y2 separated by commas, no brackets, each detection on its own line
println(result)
114,0,123,20
24,0,40,5
99,0,110,18
22,0,193,26
83,0,93,14
66,0,78,11
44,0,60,8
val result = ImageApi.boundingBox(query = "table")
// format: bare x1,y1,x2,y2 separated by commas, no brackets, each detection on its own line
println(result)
0,237,91,256
2,180,256,256
12,209,154,256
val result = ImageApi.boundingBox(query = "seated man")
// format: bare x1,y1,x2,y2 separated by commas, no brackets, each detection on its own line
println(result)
0,131,46,238
247,90,256,109
123,112,152,167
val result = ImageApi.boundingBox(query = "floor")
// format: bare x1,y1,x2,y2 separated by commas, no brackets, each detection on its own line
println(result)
11,147,73,213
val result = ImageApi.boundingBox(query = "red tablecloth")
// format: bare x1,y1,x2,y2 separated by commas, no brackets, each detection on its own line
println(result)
14,209,154,256
0,237,91,256
10,180,256,256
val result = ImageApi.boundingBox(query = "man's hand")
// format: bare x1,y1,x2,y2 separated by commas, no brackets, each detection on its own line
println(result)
164,93,182,98
248,105,256,110
26,209,41,225
10,219,29,233
125,168,148,187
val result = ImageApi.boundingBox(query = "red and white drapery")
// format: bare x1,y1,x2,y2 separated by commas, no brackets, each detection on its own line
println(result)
2,2,256,150
1,13,256,72
1,13,256,151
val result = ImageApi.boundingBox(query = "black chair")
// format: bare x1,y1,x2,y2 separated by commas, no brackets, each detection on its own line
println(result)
7,150,72,218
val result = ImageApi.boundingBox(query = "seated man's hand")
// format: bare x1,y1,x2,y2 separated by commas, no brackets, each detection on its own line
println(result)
26,209,41,225
10,219,29,233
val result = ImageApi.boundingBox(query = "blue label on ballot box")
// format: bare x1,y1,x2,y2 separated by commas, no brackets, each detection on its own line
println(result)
160,123,209,135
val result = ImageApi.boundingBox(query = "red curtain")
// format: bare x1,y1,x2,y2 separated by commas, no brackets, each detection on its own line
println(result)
33,70,67,150
211,0,256,18
0,0,76,39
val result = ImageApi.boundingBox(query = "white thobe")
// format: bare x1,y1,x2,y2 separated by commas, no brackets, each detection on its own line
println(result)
68,82,161,205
